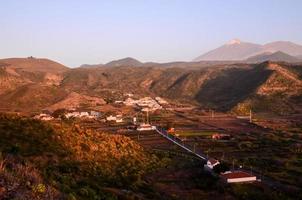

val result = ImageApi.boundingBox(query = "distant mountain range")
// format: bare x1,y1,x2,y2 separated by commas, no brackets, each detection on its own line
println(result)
194,39,302,62
1,57,302,115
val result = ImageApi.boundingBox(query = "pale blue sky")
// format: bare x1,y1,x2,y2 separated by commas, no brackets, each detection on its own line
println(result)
1,0,302,67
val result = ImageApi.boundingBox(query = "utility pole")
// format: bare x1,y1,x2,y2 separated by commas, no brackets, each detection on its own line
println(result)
249,109,252,123
232,159,235,171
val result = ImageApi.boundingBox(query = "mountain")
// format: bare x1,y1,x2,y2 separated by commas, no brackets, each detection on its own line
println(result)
80,57,143,68
80,64,104,68
264,41,302,56
105,57,142,67
246,51,300,63
295,55,302,60
194,39,302,61
194,39,263,61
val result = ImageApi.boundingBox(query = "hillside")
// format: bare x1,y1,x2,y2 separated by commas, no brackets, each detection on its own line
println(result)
0,114,161,199
1,57,302,115
60,62,302,114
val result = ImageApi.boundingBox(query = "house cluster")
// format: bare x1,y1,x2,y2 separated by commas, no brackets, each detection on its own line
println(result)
204,158,257,183
65,110,101,119
124,96,168,112
106,114,123,123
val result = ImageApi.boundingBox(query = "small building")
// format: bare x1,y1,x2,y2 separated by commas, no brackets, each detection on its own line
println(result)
106,115,117,121
204,158,220,170
167,127,175,133
125,93,134,97
90,111,101,118
79,112,89,117
133,117,137,124
220,171,257,183
137,123,156,131
115,115,123,123
212,133,231,140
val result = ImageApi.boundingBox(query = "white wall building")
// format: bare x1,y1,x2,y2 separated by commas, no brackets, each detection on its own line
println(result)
220,171,257,183
106,115,117,121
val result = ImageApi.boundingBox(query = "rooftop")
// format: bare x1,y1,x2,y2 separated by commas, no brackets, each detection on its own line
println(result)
221,171,255,179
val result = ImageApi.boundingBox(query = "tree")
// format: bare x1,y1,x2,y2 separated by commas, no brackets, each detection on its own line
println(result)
213,162,230,174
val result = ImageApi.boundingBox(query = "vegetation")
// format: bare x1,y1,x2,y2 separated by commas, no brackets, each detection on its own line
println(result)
0,113,161,199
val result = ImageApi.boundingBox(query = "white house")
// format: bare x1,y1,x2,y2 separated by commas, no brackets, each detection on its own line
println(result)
220,171,257,183
137,123,156,131
115,115,123,123
106,115,117,121
204,158,220,170
79,112,89,117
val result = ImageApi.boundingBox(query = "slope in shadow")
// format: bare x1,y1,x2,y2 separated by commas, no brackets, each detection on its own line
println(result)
195,65,273,111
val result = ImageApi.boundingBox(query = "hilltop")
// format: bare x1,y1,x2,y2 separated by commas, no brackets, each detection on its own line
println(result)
0,57,68,73
81,57,143,68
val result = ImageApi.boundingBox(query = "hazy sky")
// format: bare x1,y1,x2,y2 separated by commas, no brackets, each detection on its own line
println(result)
1,0,302,67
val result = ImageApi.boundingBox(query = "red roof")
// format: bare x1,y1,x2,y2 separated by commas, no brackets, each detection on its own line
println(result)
208,158,219,165
221,171,255,179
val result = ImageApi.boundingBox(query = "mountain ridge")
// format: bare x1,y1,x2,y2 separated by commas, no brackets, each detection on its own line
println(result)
245,51,301,63
194,39,302,61
1,57,302,115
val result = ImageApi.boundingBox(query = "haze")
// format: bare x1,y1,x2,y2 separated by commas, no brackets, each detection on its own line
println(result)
1,0,302,67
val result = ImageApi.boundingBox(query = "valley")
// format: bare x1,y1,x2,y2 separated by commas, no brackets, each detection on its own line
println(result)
0,57,302,199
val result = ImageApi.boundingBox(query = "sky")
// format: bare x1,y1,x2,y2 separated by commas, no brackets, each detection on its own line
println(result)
1,0,302,67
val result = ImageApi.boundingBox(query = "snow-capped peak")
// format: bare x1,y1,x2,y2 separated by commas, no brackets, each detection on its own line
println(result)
226,39,242,45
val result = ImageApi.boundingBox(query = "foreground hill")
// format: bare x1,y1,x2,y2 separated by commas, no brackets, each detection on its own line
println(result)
0,114,161,199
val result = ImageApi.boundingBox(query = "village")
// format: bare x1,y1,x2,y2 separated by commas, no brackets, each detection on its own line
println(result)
32,94,266,186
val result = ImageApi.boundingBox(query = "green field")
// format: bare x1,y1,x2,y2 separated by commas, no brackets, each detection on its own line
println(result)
176,131,216,137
